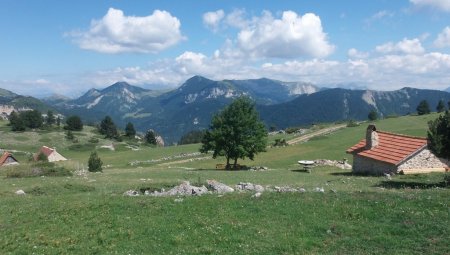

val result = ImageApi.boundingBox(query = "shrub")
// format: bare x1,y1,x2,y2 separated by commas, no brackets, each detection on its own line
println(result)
65,115,83,131
88,137,99,143
88,151,103,172
272,138,288,147
6,162,72,178
346,120,359,127
36,152,48,162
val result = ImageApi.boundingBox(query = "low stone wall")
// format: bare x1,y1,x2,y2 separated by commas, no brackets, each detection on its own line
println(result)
398,148,449,170
352,155,396,175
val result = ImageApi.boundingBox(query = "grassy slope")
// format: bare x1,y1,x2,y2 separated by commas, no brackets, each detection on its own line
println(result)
0,114,448,254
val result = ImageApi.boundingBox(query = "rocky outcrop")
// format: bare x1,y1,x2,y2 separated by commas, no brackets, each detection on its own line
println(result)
207,180,234,194
314,159,352,170
146,181,208,197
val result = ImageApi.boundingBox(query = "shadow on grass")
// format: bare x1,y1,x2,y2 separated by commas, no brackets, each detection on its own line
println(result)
188,168,249,172
290,169,311,173
376,180,448,189
330,171,367,176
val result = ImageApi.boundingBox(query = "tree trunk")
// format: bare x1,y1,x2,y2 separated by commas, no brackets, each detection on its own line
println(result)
233,158,238,170
226,156,230,170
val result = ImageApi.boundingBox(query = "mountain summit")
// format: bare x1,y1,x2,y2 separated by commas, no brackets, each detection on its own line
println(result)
47,76,450,144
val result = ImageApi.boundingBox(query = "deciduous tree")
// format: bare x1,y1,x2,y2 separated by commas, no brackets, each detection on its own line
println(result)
200,97,267,169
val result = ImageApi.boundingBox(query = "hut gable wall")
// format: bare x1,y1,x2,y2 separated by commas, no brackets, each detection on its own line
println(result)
353,155,397,175
398,148,449,170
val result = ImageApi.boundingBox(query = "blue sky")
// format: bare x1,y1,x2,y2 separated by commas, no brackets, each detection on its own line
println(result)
1,0,450,97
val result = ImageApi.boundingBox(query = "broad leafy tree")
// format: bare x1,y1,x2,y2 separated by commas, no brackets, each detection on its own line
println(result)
200,97,267,169
9,111,25,131
99,116,118,139
416,100,431,115
427,110,450,159
21,110,43,129
368,110,378,121
65,115,83,131
125,122,136,138
436,100,446,113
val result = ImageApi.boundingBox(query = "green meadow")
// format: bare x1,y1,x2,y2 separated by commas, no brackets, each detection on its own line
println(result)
0,114,448,254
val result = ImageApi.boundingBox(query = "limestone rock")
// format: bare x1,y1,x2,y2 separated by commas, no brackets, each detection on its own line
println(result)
123,190,140,196
207,180,234,194
15,189,26,195
235,182,264,192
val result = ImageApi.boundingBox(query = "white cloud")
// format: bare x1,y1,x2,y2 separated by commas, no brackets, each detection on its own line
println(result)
375,38,425,55
434,27,450,48
6,47,450,97
224,9,249,29
236,11,334,59
68,8,184,54
410,0,450,12
203,10,224,32
348,48,369,59
371,10,395,19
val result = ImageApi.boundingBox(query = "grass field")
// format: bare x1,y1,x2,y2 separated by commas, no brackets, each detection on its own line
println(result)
0,114,448,254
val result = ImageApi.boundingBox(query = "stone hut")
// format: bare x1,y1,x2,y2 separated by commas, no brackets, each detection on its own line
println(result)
346,125,448,175
34,146,67,162
0,152,19,166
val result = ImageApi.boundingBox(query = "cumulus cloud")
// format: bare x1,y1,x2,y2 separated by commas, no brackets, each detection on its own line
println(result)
68,8,184,54
434,27,450,48
203,10,224,32
348,48,369,59
7,46,450,97
235,11,334,59
410,0,450,12
375,38,425,55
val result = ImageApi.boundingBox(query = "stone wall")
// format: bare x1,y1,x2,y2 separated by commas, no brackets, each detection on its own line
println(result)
352,155,397,175
398,148,449,170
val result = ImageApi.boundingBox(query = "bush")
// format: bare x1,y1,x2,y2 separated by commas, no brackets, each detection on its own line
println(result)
346,120,359,127
6,162,72,178
272,138,288,147
285,127,300,134
36,152,48,162
88,151,103,172
65,115,83,131
88,137,99,143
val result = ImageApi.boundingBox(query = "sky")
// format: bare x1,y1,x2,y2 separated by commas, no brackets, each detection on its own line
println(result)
1,0,450,97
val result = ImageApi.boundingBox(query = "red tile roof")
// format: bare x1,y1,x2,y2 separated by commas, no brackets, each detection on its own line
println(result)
347,131,427,165
39,146,54,157
0,152,17,165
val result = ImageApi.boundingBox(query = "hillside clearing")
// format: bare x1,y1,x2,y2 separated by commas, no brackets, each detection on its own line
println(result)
0,114,448,254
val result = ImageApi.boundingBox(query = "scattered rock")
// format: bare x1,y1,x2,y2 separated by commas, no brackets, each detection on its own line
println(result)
298,188,306,193
274,186,298,193
314,187,325,193
314,159,352,170
235,182,265,192
207,180,234,194
123,190,140,196
148,181,209,197
249,166,269,171
15,189,26,195
384,173,392,180
252,192,262,198
174,198,184,203
100,144,115,151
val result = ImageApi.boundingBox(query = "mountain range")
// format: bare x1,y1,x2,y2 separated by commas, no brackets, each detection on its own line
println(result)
0,88,55,112
2,76,449,144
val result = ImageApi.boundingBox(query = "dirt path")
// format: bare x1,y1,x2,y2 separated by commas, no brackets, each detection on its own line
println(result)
286,124,347,145
157,156,211,166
